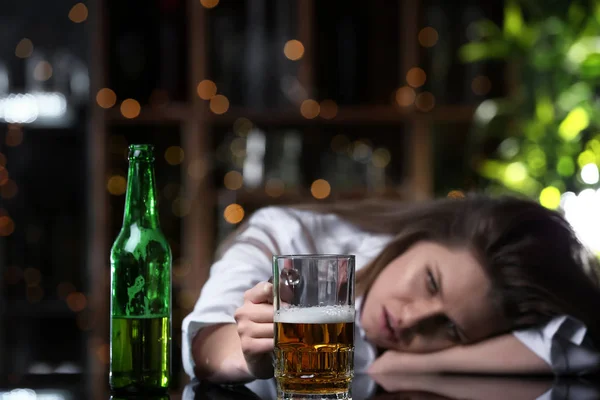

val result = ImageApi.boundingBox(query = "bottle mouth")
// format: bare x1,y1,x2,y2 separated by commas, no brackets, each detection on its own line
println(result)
128,144,155,161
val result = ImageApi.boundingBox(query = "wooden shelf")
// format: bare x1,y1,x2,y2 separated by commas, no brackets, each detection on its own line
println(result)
218,186,410,208
105,103,193,124
213,105,475,126
104,103,476,127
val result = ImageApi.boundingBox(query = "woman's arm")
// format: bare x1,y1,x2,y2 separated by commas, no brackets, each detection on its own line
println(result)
368,333,552,375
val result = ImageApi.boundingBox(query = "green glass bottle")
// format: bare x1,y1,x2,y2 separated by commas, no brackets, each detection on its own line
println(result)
110,144,171,394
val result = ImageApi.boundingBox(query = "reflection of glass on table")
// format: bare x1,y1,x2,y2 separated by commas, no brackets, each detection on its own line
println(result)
273,255,355,399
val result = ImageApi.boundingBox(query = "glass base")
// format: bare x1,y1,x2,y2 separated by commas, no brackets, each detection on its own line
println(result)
277,390,351,400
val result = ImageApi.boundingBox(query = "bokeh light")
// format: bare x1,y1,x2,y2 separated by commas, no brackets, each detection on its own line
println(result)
68,3,88,23
210,94,230,114
395,86,416,107
6,125,23,147
96,343,110,365
415,92,435,112
418,27,439,47
372,148,391,168
406,67,426,88
581,163,599,184
224,171,243,190
447,190,466,198
0,216,15,236
96,88,117,108
120,99,141,119
224,203,245,224
200,0,220,9
15,38,33,58
172,197,191,217
107,175,127,196
283,40,305,61
197,80,217,100
300,99,320,119
23,267,41,286
319,99,338,119
577,150,595,168
33,61,53,81
27,286,44,304
539,186,561,209
0,166,8,185
1,180,18,199
559,107,589,142
66,292,87,312
165,146,185,165
173,258,192,279
233,118,253,136
311,179,331,200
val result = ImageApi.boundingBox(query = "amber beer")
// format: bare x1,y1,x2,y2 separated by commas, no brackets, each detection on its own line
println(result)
274,305,355,394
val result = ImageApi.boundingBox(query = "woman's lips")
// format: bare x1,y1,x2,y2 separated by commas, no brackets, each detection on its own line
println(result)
381,307,395,342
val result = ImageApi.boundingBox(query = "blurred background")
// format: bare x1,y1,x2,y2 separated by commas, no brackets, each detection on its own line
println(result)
3,0,600,398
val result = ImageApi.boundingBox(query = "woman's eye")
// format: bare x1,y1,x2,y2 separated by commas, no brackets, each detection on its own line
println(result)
426,268,438,294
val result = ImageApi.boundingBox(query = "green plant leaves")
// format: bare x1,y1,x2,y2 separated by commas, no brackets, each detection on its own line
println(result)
580,53,600,78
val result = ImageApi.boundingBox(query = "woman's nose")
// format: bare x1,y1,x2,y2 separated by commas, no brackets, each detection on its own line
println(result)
397,299,444,329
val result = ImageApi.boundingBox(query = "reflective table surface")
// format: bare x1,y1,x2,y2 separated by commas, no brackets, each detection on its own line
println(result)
1,373,599,400
186,374,600,400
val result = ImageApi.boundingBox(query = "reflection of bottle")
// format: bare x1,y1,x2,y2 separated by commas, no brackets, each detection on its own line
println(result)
0,62,9,95
110,145,172,394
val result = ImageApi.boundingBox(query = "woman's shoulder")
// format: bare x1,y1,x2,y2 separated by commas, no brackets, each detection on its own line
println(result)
246,205,379,253
248,205,359,234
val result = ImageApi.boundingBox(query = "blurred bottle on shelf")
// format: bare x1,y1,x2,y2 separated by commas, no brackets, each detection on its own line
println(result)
265,130,303,190
242,129,266,189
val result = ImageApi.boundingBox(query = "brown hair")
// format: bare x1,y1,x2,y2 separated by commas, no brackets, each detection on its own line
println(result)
306,194,600,342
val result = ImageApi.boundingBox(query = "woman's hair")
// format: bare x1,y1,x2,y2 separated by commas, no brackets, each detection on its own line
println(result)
311,194,600,342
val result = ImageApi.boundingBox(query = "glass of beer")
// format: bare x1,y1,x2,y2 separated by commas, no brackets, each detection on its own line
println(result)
273,255,355,399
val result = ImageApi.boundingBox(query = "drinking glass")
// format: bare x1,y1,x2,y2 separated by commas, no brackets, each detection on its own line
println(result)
273,255,355,399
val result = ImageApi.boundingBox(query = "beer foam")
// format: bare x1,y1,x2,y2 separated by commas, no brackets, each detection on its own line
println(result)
274,306,355,324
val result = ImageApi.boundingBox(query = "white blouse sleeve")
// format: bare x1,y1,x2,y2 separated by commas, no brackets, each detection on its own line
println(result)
512,315,600,375
180,206,322,378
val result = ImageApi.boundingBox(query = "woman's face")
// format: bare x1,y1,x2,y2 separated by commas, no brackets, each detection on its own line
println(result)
360,241,506,353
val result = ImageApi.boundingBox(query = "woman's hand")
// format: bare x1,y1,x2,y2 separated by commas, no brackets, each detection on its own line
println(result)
234,281,275,379
368,350,436,375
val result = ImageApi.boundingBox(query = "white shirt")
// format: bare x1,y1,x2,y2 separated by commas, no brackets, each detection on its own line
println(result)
181,206,600,378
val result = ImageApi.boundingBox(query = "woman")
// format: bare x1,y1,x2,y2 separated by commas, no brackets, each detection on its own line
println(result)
182,194,600,382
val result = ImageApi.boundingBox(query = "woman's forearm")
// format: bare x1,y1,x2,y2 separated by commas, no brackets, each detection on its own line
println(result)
434,334,552,374
191,323,254,383
369,333,552,375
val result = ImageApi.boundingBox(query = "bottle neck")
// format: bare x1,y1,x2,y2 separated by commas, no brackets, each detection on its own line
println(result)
122,159,160,228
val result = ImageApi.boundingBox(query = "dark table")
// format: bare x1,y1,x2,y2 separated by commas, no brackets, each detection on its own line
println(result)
2,373,599,399
189,374,600,400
